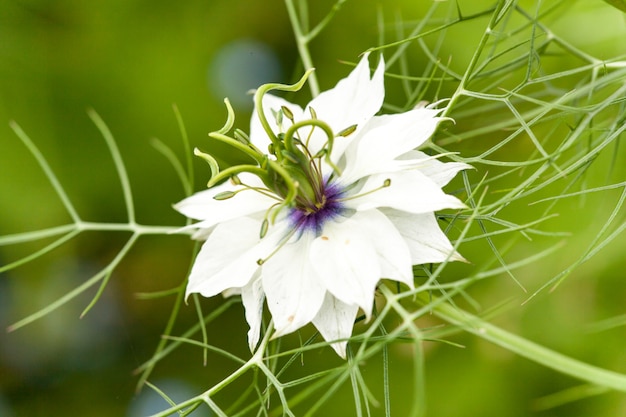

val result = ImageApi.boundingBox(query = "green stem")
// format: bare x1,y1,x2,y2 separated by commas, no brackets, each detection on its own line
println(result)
135,278,187,393
148,322,276,417
415,292,626,392
442,1,511,118
88,109,136,224
0,224,76,245
284,0,320,97
9,121,81,223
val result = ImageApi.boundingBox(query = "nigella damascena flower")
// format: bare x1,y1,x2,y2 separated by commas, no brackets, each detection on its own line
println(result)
175,53,470,358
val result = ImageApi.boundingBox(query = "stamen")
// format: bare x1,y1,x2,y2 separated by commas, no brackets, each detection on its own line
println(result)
281,105,294,121
337,179,391,202
259,218,269,238
256,225,300,265
246,186,283,202
213,191,237,200
336,124,358,137
304,122,315,148
272,108,283,128
218,173,282,203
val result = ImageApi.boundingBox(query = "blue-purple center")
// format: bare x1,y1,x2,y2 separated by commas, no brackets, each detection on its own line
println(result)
290,180,345,235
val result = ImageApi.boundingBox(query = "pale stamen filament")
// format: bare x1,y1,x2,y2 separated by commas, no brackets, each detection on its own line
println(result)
256,225,300,265
337,179,391,202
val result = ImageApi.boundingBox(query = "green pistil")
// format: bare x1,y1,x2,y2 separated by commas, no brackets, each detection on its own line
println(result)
204,70,356,235
253,69,315,160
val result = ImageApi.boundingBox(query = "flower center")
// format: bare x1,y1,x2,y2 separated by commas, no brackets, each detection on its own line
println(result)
290,180,344,235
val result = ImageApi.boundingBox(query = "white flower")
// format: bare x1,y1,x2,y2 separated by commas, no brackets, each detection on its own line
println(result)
175,53,470,358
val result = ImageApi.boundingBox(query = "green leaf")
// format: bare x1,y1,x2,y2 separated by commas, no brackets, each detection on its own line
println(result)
603,0,626,13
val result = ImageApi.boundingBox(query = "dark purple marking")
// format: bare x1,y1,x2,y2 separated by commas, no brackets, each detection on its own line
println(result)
290,180,345,235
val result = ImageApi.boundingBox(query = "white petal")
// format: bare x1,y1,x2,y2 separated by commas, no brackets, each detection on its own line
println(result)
222,287,241,297
399,150,472,187
355,210,414,289
185,217,259,298
382,208,466,264
174,173,274,230
262,233,325,338
249,94,304,151
305,53,385,161
189,225,215,241
340,108,443,184
185,217,288,299
310,216,380,317
344,170,466,214
312,294,359,359
241,275,265,351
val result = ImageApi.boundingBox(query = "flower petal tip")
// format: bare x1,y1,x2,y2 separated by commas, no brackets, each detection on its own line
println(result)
248,336,260,353
452,252,470,264
330,342,348,359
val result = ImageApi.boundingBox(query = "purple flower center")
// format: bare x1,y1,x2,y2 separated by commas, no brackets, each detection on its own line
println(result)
290,181,345,235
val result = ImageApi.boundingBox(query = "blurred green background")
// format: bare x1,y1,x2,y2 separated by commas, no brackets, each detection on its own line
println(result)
1,0,625,416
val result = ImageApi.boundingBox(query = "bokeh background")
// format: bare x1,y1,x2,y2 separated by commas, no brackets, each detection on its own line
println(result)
1,0,625,416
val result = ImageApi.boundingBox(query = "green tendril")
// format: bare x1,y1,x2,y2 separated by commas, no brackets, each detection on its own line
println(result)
193,148,220,180
283,119,342,176
216,98,236,135
265,159,299,221
253,68,316,156
207,132,265,164
207,165,269,188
